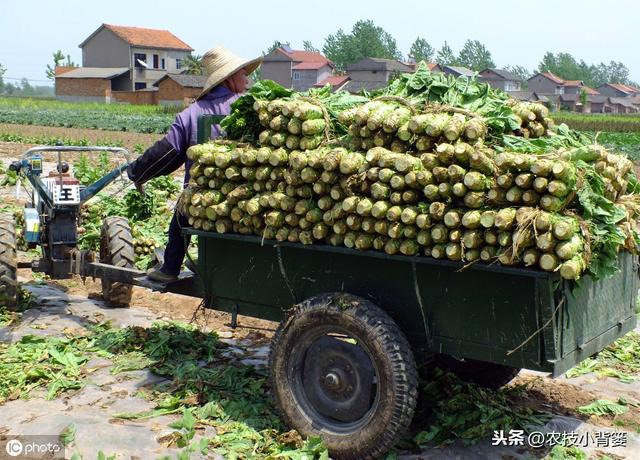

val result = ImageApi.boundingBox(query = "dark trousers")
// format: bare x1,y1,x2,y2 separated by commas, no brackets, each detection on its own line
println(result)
161,211,190,276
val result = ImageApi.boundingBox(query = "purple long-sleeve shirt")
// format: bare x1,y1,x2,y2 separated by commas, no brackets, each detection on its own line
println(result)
165,85,240,182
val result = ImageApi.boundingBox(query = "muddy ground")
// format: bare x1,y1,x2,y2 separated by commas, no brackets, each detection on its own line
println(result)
1,127,640,460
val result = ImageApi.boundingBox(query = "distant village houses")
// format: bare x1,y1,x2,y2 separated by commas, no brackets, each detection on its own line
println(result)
54,27,640,112
55,23,199,105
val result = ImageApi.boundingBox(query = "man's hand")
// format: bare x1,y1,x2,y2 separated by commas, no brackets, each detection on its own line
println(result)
134,182,145,195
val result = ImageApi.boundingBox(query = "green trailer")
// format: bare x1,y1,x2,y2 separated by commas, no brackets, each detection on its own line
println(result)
181,228,638,459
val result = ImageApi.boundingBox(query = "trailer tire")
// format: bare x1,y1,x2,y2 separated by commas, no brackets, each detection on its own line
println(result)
269,293,418,460
100,216,135,308
0,219,18,308
435,355,521,389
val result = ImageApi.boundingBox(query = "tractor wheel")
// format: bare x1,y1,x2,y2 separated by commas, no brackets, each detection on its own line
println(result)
0,218,18,308
269,293,418,460
100,216,135,308
435,354,521,390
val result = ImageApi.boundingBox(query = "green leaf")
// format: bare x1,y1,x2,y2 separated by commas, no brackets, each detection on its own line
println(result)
577,399,628,416
59,422,77,447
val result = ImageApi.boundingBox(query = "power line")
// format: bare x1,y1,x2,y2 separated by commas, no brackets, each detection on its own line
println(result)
2,76,53,84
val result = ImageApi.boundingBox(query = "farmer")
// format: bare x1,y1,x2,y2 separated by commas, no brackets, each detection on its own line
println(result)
126,46,261,282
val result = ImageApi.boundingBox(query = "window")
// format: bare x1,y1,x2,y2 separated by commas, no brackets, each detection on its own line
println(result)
153,54,159,69
292,71,300,80
134,53,147,69
554,86,565,95
134,82,147,90
176,58,182,70
161,58,166,70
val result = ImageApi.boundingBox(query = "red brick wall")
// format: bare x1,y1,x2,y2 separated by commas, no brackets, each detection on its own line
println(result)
111,90,158,105
55,78,111,98
157,79,202,106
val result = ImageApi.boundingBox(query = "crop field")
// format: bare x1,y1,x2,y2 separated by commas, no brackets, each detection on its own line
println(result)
553,112,640,133
0,97,176,134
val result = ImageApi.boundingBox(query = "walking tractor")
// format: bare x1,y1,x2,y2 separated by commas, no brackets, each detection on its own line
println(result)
1,111,638,458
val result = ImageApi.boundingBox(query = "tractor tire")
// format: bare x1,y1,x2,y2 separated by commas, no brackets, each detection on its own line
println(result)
269,293,418,460
435,354,521,390
0,218,18,308
100,216,135,308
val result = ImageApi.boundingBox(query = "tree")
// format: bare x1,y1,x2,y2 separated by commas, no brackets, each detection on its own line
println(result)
266,40,284,55
182,54,203,75
46,50,77,80
504,65,531,82
538,52,634,87
457,40,495,71
436,41,457,66
0,63,5,93
303,40,318,53
322,20,402,71
408,37,435,63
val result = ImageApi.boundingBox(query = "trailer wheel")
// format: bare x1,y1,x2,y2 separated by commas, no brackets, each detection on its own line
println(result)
100,217,135,308
0,218,18,308
435,355,521,389
269,293,418,460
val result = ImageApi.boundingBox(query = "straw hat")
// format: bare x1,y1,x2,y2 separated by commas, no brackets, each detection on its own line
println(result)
197,46,262,99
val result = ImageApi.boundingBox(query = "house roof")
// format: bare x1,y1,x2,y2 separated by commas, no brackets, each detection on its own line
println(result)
263,47,332,66
55,67,129,79
610,97,637,108
427,63,442,72
601,83,640,95
562,79,584,87
444,65,475,77
314,75,350,88
80,24,193,51
153,73,206,88
346,58,413,72
534,71,565,84
292,61,331,70
582,86,600,95
507,91,534,101
480,68,521,81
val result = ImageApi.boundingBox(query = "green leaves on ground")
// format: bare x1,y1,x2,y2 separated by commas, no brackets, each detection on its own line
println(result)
0,334,89,403
0,320,329,458
565,331,640,382
544,444,588,460
413,368,548,446
577,398,630,416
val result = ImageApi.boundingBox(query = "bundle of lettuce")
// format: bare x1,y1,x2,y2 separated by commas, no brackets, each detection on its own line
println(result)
179,63,640,281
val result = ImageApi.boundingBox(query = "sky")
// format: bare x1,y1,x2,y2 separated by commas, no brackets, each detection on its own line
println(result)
1,0,639,86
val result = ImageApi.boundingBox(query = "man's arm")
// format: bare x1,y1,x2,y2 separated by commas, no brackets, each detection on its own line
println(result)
126,137,186,185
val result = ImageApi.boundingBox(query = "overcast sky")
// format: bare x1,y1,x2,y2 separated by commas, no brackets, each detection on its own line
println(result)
1,0,639,85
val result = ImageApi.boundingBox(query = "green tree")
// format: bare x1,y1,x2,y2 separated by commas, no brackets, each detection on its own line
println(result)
504,65,531,89
457,39,495,71
436,41,457,66
408,37,435,63
579,88,587,107
303,40,318,53
182,54,203,75
0,63,5,93
266,40,284,54
322,19,402,71
46,50,77,80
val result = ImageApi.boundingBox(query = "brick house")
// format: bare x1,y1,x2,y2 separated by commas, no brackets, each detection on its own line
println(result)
153,74,206,105
261,45,334,91
78,23,193,91
55,66,130,102
343,58,413,93
479,68,522,92
596,83,640,98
